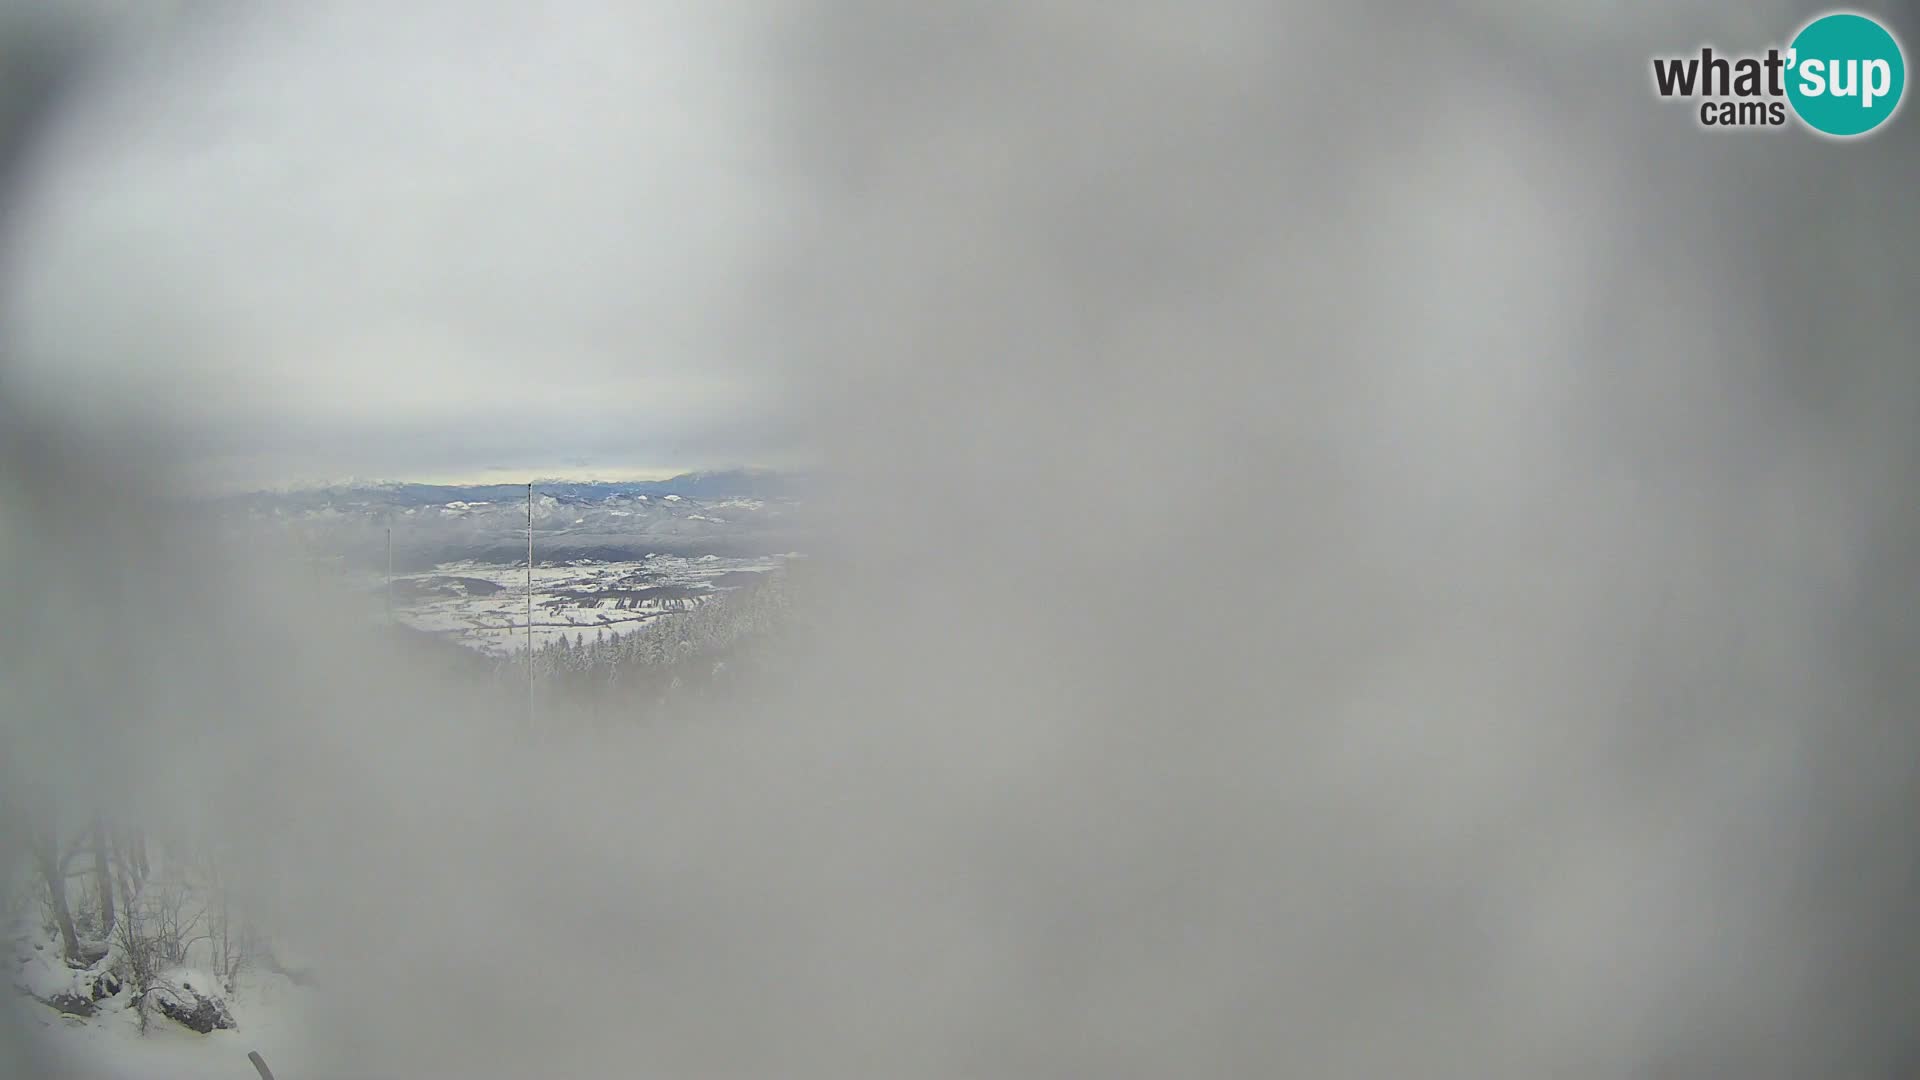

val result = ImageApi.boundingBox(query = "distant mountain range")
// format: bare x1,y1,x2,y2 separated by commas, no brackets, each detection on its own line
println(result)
214,468,812,568
218,468,806,513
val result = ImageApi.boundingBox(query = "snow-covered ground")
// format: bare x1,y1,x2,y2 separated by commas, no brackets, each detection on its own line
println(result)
9,959,319,1080
378,552,793,656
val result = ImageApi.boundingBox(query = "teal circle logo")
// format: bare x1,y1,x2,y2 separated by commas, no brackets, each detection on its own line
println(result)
1787,12,1906,137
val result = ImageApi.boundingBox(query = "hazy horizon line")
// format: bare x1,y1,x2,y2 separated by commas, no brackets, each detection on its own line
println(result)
200,462,804,497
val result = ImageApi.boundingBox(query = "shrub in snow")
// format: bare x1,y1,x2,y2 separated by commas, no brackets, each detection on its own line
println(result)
12,928,121,1016
144,967,236,1033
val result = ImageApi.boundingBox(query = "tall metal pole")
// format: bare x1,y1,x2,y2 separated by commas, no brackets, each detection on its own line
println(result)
526,482,534,653
385,527,393,625
527,482,535,725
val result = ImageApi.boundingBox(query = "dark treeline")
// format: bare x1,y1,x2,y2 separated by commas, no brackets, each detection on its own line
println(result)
487,571,797,721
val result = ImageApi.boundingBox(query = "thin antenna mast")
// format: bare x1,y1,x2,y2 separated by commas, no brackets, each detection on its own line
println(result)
526,481,533,654
527,481,535,724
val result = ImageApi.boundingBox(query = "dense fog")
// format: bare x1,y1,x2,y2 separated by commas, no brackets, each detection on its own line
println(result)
3,2,1917,1076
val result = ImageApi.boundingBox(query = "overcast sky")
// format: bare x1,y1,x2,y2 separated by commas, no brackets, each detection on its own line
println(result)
0,0,1839,494
1,1,798,491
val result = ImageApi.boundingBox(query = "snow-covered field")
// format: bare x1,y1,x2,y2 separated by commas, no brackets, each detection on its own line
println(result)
9,939,319,1080
216,473,812,657
9,977,316,1080
380,552,795,656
